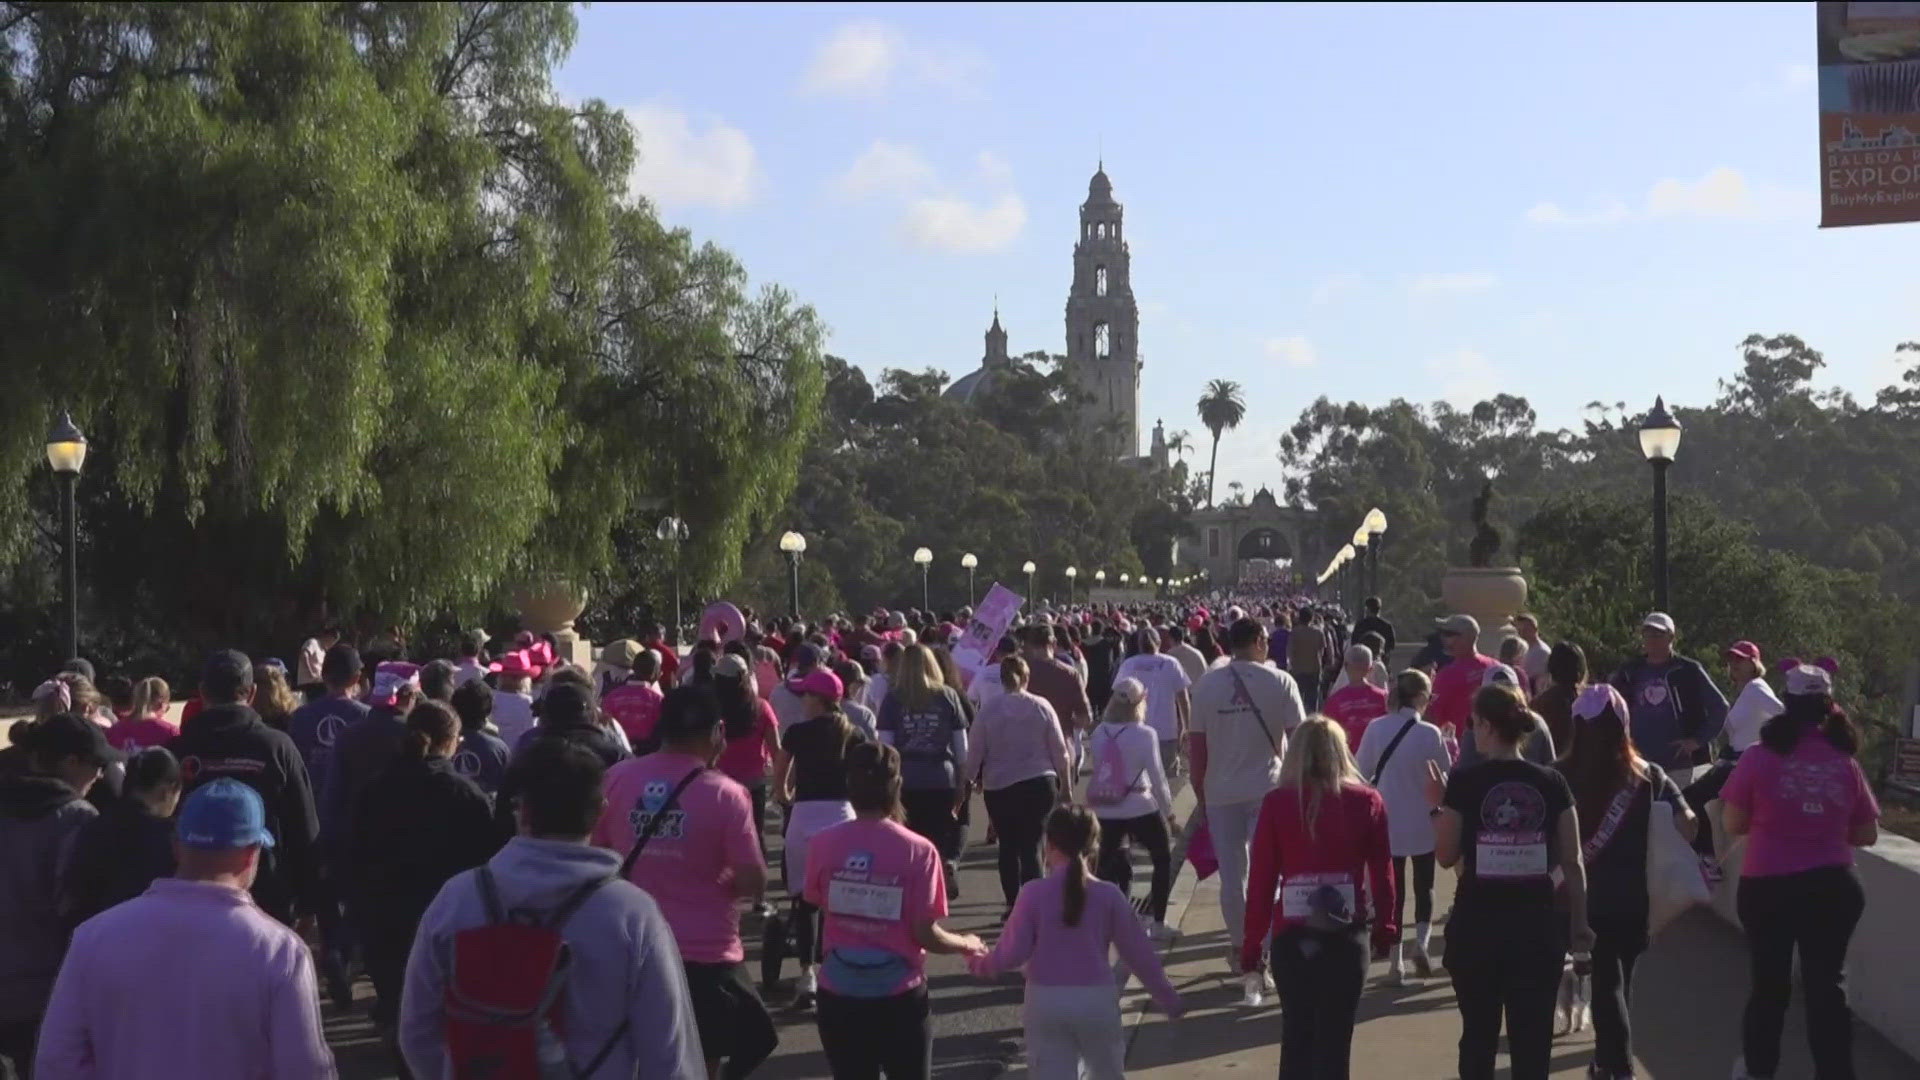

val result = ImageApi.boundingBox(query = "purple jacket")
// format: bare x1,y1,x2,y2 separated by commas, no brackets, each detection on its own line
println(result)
35,878,335,1078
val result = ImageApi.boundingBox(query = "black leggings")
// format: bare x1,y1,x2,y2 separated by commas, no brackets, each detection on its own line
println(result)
1738,865,1866,1080
817,986,932,1080
983,775,1055,908
747,783,769,862
1589,915,1648,1077
1272,926,1369,1079
1392,853,1436,928
1446,910,1562,1080
1683,759,1735,857
900,788,961,862
1095,810,1172,922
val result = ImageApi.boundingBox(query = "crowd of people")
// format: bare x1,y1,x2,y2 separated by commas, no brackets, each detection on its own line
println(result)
0,590,1886,1080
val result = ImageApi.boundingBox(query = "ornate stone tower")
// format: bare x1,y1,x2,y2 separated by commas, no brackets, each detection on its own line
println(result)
1064,165,1140,458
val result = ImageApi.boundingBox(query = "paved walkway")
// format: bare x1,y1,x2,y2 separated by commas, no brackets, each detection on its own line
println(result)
1114,823,1918,1079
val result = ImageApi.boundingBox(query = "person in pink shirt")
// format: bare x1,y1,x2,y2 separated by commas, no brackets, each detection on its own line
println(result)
105,677,179,752
34,779,336,1079
600,649,664,752
804,741,983,1078
968,806,1181,1079
592,685,775,1079
1321,645,1390,753
1426,614,1497,741
1720,662,1880,1080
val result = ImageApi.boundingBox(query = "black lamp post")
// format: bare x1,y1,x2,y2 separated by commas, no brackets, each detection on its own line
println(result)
1364,507,1387,600
779,531,806,618
1637,397,1683,612
655,515,689,645
961,552,978,606
1023,560,1036,609
45,413,87,662
912,547,933,612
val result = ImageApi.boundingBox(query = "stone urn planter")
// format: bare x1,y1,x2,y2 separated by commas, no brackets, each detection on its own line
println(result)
1440,567,1528,652
512,582,588,636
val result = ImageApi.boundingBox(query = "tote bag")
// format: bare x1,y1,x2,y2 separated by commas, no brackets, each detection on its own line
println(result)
1646,791,1710,936
1186,811,1220,881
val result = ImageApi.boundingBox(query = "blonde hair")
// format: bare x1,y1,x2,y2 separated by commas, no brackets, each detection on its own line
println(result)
1278,716,1363,839
1390,669,1432,712
891,645,946,711
999,654,1030,692
1102,680,1144,726
130,677,171,719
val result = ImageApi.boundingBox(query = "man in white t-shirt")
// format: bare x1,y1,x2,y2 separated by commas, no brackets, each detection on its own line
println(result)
1188,617,1304,986
1514,613,1552,690
1113,631,1192,775
1164,625,1208,685
296,626,340,689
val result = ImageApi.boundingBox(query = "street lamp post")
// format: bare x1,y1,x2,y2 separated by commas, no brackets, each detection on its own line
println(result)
1638,397,1683,612
655,516,690,645
1364,507,1388,600
1022,561,1037,608
913,547,933,611
779,531,807,618
961,552,978,606
45,413,87,662
1093,569,1105,602
1065,566,1078,606
1350,523,1370,600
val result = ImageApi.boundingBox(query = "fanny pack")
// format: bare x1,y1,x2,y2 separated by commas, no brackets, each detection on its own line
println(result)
822,946,912,998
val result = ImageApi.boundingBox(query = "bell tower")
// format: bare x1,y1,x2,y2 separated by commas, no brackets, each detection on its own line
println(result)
1064,165,1140,458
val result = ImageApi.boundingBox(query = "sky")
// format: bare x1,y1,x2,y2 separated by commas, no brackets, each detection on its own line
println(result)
557,3,1918,497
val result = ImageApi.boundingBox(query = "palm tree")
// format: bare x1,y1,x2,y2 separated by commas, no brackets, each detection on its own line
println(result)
1166,429,1192,461
1196,379,1246,507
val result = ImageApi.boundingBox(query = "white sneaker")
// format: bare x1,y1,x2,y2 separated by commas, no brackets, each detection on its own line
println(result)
1260,968,1276,995
1141,915,1176,942
1240,972,1265,1008
797,966,818,1004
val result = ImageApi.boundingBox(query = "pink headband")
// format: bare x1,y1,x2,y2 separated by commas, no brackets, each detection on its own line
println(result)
33,679,72,712
1572,684,1629,724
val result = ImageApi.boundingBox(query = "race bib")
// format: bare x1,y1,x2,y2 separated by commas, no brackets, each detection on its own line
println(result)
1280,872,1356,919
828,877,905,921
1477,831,1549,879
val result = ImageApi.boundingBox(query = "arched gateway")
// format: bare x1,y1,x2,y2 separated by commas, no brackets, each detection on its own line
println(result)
1182,487,1322,590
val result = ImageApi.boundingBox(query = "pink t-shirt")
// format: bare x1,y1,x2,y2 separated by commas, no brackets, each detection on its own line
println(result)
601,681,664,747
1721,732,1879,878
106,715,179,752
716,699,778,787
1322,684,1389,752
1428,652,1496,736
591,752,762,963
803,817,946,997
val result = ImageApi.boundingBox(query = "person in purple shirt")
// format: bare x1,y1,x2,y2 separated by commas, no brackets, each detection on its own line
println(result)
35,779,337,1079
968,806,1181,1078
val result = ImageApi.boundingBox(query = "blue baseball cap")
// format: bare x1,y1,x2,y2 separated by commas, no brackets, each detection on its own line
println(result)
177,778,276,850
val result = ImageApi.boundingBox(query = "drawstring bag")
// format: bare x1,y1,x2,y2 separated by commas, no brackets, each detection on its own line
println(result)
1186,810,1219,881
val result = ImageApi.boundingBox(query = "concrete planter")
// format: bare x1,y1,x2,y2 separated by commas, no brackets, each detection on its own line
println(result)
1439,566,1528,651
513,582,587,635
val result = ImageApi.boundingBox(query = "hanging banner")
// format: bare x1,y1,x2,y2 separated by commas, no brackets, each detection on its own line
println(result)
1819,2,1920,226
951,583,1024,679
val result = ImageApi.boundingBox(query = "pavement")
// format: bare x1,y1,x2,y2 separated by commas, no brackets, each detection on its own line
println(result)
327,767,1920,1080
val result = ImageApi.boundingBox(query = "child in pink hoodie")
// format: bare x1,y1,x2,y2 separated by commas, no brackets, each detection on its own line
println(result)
968,805,1182,1079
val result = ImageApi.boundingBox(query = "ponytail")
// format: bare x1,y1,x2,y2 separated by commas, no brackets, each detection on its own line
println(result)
1044,805,1100,928
130,677,171,720
999,655,1029,693
846,740,903,818
404,700,462,761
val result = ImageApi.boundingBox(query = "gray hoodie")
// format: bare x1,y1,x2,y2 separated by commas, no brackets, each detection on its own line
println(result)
399,836,704,1079
0,772,97,1023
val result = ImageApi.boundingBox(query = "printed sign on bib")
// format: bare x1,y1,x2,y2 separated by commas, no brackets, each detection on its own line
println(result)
1476,781,1550,881
1280,872,1356,920
829,878,905,922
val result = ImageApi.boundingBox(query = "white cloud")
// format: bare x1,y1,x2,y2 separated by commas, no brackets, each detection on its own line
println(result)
1525,166,1804,227
975,150,1014,186
1310,272,1361,306
1424,348,1501,406
1263,335,1319,369
836,140,934,198
902,194,1027,254
801,21,986,98
626,101,758,210
1411,271,1497,297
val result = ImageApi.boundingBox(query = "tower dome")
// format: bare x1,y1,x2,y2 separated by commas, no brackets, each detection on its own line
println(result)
1087,166,1113,202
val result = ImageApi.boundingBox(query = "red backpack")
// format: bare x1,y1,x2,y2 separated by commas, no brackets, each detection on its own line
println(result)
443,869,626,1079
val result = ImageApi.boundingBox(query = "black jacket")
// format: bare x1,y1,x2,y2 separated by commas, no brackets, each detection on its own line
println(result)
167,702,319,923
0,772,97,1022
322,709,409,864
62,799,176,927
346,756,501,949
1353,615,1397,658
494,722,630,837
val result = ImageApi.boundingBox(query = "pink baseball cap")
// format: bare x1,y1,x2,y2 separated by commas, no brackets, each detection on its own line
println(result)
1724,640,1762,664
795,669,844,701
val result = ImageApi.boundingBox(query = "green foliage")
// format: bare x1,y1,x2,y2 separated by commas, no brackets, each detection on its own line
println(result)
0,2,822,676
1196,378,1245,508
717,353,1190,618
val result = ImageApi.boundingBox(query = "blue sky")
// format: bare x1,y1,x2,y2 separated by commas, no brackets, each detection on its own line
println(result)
558,3,1917,496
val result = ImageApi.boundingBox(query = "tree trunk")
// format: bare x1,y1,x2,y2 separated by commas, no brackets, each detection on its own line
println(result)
1206,431,1221,507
